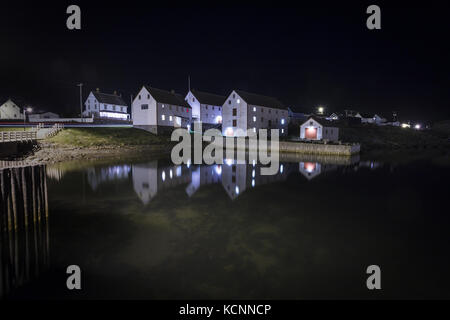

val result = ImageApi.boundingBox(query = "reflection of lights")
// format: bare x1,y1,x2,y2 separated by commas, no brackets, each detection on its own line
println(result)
215,165,222,175
252,169,255,178
169,169,173,179
225,127,234,136
162,171,166,181
280,164,284,173
235,186,239,194
99,111,129,119
215,115,222,124
401,123,410,128
187,159,191,168
187,124,190,131
305,162,316,173
176,166,182,177
281,118,285,125
225,158,234,166
253,116,256,122
252,179,255,187
252,159,256,167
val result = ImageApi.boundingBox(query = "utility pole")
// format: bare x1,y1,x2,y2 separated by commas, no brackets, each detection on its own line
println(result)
77,83,83,123
130,94,133,121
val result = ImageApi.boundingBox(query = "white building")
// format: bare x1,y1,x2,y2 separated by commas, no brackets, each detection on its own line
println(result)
221,90,288,137
300,117,339,142
0,99,25,120
185,89,225,129
83,90,130,120
28,112,60,120
132,86,191,135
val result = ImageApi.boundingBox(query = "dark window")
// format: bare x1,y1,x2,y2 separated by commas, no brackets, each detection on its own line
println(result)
261,117,264,122
141,104,149,110
206,106,208,110
228,100,231,105
232,176,236,183
139,95,141,100
233,119,237,127
233,94,236,98
147,94,150,99
233,108,237,116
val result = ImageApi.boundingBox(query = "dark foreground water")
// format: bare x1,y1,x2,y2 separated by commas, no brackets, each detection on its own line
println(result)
2,154,450,299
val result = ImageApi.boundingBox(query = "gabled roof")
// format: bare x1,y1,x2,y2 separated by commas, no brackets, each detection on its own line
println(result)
92,92,127,106
190,89,226,106
234,90,286,110
304,116,336,127
144,86,190,107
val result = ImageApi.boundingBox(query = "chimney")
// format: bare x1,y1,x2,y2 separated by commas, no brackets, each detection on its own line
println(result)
96,88,100,92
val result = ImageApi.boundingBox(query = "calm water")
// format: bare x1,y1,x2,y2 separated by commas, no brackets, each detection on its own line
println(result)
2,154,450,299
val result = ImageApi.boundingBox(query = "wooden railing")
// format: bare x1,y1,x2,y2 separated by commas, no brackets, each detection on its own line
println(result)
0,131,37,143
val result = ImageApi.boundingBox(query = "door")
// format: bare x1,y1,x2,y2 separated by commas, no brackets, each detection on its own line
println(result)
305,127,317,139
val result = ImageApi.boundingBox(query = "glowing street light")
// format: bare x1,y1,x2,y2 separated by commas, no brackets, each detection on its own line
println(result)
317,106,324,114
414,124,421,130
23,107,32,131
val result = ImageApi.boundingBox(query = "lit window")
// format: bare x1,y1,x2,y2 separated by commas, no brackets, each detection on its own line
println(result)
161,171,166,181
281,129,284,134
281,119,285,125
162,104,165,108
235,186,239,195
237,99,240,104
161,115,165,121
169,116,173,121
253,107,256,112
253,116,256,122
253,127,256,133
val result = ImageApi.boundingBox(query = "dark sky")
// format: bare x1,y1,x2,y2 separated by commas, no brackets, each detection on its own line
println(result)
1,1,449,121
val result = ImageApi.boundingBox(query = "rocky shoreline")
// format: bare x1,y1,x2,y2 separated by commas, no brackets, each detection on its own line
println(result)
5,141,173,167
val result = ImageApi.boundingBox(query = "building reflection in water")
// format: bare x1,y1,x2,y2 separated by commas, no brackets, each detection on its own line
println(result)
87,164,131,190
0,165,50,298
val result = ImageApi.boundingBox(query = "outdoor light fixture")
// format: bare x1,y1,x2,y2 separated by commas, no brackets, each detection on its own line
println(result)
415,124,421,130
318,106,324,114
401,123,411,128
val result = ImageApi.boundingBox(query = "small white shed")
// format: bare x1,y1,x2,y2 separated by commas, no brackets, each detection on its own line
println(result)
300,117,339,142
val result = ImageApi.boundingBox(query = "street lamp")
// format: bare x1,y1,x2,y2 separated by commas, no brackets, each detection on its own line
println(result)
317,106,324,115
23,107,32,131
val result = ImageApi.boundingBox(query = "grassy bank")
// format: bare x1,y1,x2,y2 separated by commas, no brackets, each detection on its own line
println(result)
337,123,450,162
48,128,171,147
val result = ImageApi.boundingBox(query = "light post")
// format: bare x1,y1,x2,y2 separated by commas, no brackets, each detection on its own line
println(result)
23,107,32,131
317,106,325,115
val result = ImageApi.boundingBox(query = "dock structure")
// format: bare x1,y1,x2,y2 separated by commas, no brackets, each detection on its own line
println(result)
0,165,50,298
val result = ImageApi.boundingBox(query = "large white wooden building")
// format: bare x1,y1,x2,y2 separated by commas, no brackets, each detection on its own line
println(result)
132,86,192,134
221,90,288,137
83,90,130,120
185,89,225,128
300,117,339,142
0,99,25,120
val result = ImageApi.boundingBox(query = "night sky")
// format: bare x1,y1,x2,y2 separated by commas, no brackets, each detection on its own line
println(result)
1,1,449,121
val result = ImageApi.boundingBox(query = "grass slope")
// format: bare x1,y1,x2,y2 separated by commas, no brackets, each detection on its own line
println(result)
48,128,171,147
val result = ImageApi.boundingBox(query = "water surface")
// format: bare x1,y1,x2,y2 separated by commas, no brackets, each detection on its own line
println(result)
2,154,450,299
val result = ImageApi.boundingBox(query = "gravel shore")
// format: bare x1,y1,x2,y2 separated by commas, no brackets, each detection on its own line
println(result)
15,141,173,166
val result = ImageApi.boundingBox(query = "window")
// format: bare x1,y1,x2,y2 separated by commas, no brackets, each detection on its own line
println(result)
233,119,237,127
141,104,149,110
253,116,256,122
169,116,173,121
261,108,264,113
212,106,215,110
228,100,231,105
147,94,150,99
261,117,264,122
138,95,141,100
253,107,256,112
281,118,285,125
162,104,165,108
192,97,195,102
206,106,208,110
281,129,284,134
161,115,165,121
233,94,236,98
233,109,237,116
253,127,256,133
237,99,240,104
169,105,172,110
268,109,271,114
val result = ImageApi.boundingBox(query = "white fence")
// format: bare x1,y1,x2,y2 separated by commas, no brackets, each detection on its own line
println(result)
29,117,94,123
0,131,37,143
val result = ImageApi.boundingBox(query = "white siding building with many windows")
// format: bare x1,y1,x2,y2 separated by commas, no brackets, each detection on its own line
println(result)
83,90,130,120
185,89,225,129
222,90,288,137
132,86,191,135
